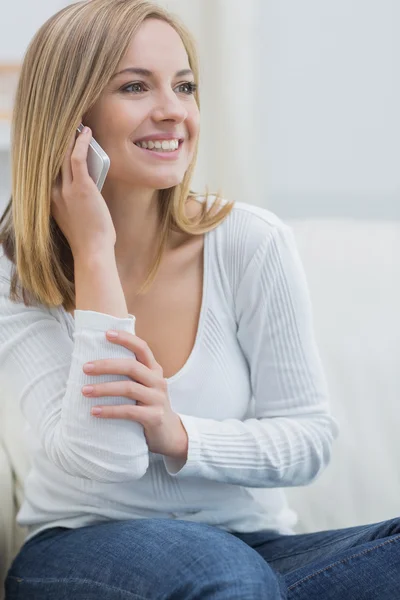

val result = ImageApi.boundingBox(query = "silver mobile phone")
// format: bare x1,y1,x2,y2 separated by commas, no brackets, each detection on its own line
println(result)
76,123,110,191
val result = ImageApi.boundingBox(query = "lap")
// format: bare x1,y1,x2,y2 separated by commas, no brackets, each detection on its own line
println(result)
5,518,284,600
7,516,400,599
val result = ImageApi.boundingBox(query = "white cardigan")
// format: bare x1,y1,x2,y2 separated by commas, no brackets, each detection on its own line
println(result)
0,199,339,543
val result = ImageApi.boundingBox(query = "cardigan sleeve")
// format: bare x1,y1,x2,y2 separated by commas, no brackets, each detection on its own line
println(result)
0,262,149,483
164,223,339,486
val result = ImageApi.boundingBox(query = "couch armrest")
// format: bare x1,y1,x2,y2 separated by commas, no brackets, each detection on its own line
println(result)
0,439,14,600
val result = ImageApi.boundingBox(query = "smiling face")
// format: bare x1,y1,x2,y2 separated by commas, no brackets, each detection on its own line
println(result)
84,18,200,191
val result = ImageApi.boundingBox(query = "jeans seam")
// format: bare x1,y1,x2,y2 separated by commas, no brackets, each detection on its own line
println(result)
287,534,400,592
6,575,148,600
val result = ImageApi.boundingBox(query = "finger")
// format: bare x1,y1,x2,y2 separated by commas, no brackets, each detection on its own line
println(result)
70,126,92,183
91,404,153,426
60,130,78,187
106,331,160,371
83,358,157,388
82,380,157,404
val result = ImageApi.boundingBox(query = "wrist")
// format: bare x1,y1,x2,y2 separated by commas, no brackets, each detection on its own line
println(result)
73,248,129,318
166,415,189,461
73,247,116,266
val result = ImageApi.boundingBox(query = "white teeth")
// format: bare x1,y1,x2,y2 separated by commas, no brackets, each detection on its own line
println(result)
135,139,180,151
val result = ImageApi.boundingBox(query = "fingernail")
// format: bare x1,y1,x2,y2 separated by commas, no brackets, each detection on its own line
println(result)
83,126,90,134
91,407,102,415
82,385,94,394
106,330,118,338
83,363,94,372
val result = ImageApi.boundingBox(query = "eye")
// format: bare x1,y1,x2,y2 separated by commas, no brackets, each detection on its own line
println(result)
122,82,146,94
175,82,198,95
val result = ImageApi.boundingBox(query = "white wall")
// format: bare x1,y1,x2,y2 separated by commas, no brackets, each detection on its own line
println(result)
260,0,400,218
0,1,69,61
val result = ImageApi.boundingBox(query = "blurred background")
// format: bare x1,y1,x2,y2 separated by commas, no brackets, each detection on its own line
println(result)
0,0,399,542
0,0,398,217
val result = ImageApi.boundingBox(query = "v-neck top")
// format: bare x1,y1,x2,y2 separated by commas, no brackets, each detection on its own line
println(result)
0,198,339,543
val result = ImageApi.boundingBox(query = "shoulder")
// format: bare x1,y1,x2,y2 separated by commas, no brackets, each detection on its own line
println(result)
194,194,290,236
0,245,62,322
197,195,293,263
228,200,291,244
192,196,296,297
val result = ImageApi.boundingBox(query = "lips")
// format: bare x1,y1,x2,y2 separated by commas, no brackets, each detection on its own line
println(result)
134,134,185,144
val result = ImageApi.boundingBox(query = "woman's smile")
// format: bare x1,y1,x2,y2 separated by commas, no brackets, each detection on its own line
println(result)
134,137,185,160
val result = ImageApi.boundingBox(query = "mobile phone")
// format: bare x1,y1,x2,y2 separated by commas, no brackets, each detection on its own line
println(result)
76,123,110,191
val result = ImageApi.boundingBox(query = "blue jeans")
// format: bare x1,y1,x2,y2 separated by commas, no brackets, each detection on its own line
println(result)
5,516,400,599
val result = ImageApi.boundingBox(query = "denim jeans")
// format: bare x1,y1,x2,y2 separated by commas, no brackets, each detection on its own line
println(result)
4,516,400,599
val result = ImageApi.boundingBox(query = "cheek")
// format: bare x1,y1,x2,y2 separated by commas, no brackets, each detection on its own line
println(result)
187,107,200,140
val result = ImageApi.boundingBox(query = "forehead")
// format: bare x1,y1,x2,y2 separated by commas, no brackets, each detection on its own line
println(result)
120,18,190,72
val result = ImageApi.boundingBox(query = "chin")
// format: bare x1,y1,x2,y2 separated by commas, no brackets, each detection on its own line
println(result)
145,173,186,190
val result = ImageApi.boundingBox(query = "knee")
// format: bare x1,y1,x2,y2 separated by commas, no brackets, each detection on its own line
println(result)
172,522,284,599
381,517,400,537
205,552,283,599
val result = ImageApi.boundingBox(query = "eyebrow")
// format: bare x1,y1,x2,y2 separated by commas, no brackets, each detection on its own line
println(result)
111,67,194,80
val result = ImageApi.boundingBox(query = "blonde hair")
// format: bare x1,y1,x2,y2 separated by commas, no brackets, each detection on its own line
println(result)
0,0,234,311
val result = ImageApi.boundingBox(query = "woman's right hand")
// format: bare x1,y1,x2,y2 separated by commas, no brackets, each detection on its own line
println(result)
51,126,116,259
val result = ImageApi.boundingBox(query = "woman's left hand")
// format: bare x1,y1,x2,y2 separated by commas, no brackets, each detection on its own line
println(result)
82,329,188,461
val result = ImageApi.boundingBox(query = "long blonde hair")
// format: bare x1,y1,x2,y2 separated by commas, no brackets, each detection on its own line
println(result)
0,0,233,311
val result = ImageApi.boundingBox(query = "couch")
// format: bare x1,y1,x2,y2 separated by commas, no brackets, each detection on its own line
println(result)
1,218,399,598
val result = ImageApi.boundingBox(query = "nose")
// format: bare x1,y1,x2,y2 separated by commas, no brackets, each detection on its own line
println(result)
151,88,188,124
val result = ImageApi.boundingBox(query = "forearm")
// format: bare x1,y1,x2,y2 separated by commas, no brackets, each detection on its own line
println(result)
74,250,128,318
68,251,150,481
60,309,149,482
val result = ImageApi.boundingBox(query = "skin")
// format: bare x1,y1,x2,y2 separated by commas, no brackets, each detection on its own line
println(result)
76,18,202,461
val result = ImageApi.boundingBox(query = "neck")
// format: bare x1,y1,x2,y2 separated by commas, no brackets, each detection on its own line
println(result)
101,181,164,280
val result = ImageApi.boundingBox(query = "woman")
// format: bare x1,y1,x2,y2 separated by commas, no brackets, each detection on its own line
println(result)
1,1,398,598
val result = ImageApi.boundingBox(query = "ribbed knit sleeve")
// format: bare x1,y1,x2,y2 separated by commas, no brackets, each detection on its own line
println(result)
0,266,149,482
164,223,339,486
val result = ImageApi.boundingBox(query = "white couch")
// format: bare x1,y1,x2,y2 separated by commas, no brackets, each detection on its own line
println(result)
1,218,399,598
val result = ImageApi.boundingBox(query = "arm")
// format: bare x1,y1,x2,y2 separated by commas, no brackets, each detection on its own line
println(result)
0,255,149,483
74,250,129,317
163,224,339,487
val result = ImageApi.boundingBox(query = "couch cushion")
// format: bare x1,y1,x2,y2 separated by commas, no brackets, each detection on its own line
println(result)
286,219,400,531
